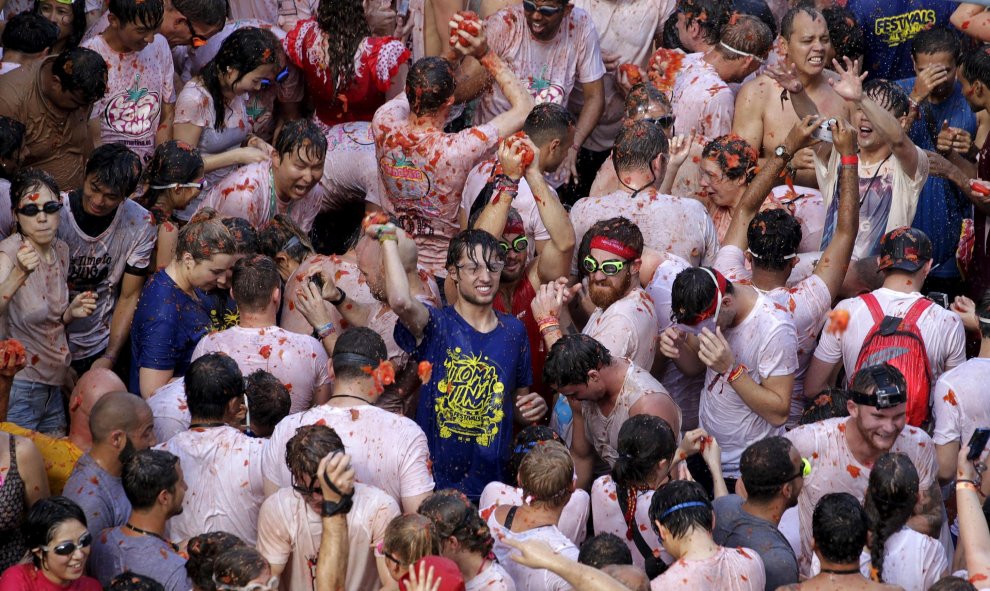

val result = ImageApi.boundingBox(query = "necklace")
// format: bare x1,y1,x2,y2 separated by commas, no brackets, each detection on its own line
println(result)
188,422,226,429
125,523,178,552
819,566,862,575
329,394,372,404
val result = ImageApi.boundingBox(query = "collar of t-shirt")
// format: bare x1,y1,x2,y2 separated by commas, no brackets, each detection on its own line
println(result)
70,190,116,237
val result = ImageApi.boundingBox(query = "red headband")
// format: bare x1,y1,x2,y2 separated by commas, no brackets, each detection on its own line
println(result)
590,236,639,260
691,268,727,324
504,217,525,236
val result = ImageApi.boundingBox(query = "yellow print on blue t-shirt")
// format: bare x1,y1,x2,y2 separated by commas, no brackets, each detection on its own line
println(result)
874,9,936,46
435,347,505,446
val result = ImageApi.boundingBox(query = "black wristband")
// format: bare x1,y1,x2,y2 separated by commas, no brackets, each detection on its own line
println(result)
321,495,354,517
328,287,347,307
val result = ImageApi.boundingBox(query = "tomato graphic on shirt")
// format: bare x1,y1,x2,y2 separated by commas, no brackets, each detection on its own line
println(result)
528,65,565,105
103,74,161,138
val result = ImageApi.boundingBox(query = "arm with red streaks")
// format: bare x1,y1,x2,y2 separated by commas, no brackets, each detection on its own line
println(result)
952,4,990,42
483,51,535,137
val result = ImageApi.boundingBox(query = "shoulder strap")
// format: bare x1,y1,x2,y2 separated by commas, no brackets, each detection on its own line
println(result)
504,505,519,530
903,297,933,326
615,485,658,567
859,293,884,324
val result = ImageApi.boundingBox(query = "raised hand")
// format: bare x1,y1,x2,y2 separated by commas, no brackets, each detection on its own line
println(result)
829,56,868,103
765,61,804,94
831,118,858,157
782,115,822,154
668,129,697,169
910,63,950,103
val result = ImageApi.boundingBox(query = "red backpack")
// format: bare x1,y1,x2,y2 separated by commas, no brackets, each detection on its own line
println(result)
852,294,933,428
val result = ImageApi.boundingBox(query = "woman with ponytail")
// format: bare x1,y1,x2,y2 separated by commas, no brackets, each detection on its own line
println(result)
142,141,206,269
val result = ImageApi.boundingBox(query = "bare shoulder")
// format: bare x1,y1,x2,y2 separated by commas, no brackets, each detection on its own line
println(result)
738,74,779,101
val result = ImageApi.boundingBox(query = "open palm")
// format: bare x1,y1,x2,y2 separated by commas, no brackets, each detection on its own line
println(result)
829,56,867,102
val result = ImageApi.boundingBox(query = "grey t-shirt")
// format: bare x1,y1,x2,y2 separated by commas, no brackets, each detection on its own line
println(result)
712,494,798,591
89,526,192,591
63,454,131,538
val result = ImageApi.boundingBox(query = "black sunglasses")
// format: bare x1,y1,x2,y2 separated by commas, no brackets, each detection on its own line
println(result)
43,532,93,556
643,115,676,130
290,474,321,497
16,201,63,216
522,0,564,15
498,235,529,254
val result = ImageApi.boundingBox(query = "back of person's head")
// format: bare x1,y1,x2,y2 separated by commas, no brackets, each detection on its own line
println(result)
185,353,243,421
383,514,442,566
740,436,797,502
822,7,863,63
812,492,868,564
864,79,910,118
108,0,164,29
747,209,802,271
649,480,713,539
671,266,733,325
780,5,822,41
602,565,650,591
52,46,108,104
800,388,851,425
910,26,960,63
543,333,612,389
285,424,345,480
257,214,314,263
1,11,59,55
142,140,204,207
212,547,270,588
418,490,493,558
613,119,669,172
122,449,180,510
445,229,503,271
274,119,328,162
172,0,227,29
963,46,990,89
185,531,246,591
231,254,280,312
0,116,26,165
522,103,575,147
850,363,907,403
517,440,573,508
85,142,143,198
405,57,456,116
332,326,389,381
679,0,731,45
716,13,773,62
578,533,633,567
109,572,166,591
731,0,776,37
201,27,278,131
929,576,979,591
88,391,147,444
623,82,670,119
612,415,677,490
864,453,919,583
23,496,87,568
176,208,236,261
506,425,566,486
702,134,758,183
245,369,291,437
221,217,259,255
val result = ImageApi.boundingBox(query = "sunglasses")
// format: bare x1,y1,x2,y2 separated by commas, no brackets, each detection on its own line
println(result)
582,255,627,276
456,261,506,275
643,115,676,130
183,18,209,48
290,475,321,497
377,542,402,566
16,201,63,216
261,66,290,89
151,180,205,191
783,458,813,483
498,235,529,254
42,532,93,556
522,0,565,16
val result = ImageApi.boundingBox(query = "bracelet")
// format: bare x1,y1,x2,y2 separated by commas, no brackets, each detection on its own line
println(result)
840,155,859,166
375,226,397,243
321,495,354,517
328,288,347,307
907,96,921,111
727,364,748,383
957,481,980,493
315,321,336,340
539,323,561,336
537,316,560,331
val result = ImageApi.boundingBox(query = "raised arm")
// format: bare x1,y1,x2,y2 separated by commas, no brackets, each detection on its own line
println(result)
315,453,353,591
0,247,33,317
814,118,860,297
502,538,632,591
952,3,990,42
955,447,990,583
373,223,431,340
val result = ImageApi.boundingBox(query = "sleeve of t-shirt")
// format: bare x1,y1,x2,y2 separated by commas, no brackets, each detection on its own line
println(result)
795,274,833,334
941,313,967,372
575,12,606,84
256,494,295,567
313,340,331,387
372,39,411,92
174,84,213,128
699,212,720,267
261,425,292,489
757,318,799,379
812,298,854,364
160,562,194,591
134,294,182,370
369,493,402,545
126,210,158,270
399,427,435,498
931,374,961,446
784,423,819,460
909,428,938,489
887,146,929,230
394,304,443,356
453,123,500,170
761,545,800,591
190,334,215,362
160,39,176,104
483,10,512,56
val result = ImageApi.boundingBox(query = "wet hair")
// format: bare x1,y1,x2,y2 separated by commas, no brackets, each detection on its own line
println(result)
221,217,259,255
175,208,237,261
1,12,59,54
23,496,87,568
285,424,345,481
185,352,243,421
780,5,823,41
418,490,494,557
613,415,677,491
740,436,797,501
445,229,505,272
231,254,280,312
850,363,907,401
315,0,371,97
731,0,776,38
257,214,315,263
812,492,868,564
671,266,734,325
274,119,328,162
108,0,164,29
543,333,613,389
517,440,573,508
382,514,442,566
822,7,864,64
172,0,227,30
522,103,576,147
0,116,26,162
200,27,278,131
800,388,851,425
10,168,60,208
623,82,670,119
929,577,979,591
506,425,565,486
961,45,990,89
185,531,246,591
679,0,731,45
213,547,269,587
648,480,713,538
910,26,961,63
33,0,87,50
613,120,669,172
578,533,633,567
109,572,166,591
245,370,291,437
661,13,685,51
585,216,645,258
51,46,108,104
405,57,456,116
702,134,758,182
864,453,919,583
85,143,143,198
864,79,910,118
747,209,803,271
332,326,389,381
122,449,180,510
142,140,204,207
716,14,773,61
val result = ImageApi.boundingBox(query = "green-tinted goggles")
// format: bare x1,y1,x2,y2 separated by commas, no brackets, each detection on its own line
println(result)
582,256,627,276
498,235,529,254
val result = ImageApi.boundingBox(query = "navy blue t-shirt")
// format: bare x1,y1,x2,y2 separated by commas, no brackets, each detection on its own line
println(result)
895,78,976,279
129,269,212,393
395,305,532,499
849,0,956,82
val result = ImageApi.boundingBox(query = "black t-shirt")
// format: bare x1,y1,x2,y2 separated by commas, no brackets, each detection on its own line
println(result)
69,190,115,237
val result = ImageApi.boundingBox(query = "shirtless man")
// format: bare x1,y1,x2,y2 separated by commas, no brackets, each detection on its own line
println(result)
733,5,851,188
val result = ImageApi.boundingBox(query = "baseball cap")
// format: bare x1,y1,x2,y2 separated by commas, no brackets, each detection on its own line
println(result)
877,227,932,273
399,556,465,591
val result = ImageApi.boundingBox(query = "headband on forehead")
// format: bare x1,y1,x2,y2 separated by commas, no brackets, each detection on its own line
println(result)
589,236,639,260
659,501,708,520
504,217,525,236
689,267,727,324
719,41,765,64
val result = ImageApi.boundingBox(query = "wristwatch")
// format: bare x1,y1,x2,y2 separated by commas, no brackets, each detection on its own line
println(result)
321,495,354,517
774,145,793,163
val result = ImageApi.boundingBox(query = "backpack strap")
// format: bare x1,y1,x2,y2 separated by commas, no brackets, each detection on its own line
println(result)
903,297,934,326
859,292,885,325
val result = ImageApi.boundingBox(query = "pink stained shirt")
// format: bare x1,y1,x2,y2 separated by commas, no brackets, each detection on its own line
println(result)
156,425,265,545
280,253,376,336
148,378,189,444
479,481,591,546
670,52,734,141
191,325,330,414
932,358,990,451
650,546,766,591
174,77,252,192
591,475,674,571
317,121,382,211
372,93,499,276
583,287,658,371
489,511,580,591
257,483,399,591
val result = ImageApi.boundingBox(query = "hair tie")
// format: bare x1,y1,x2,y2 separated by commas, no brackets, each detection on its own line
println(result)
659,501,707,520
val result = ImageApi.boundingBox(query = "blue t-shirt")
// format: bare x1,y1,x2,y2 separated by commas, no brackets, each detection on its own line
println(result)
895,78,976,279
129,269,212,393
849,0,956,82
395,305,532,499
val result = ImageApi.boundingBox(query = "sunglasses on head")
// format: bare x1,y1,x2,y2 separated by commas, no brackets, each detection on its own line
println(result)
582,255,627,276
16,201,63,216
43,532,93,556
498,235,529,254
522,0,565,16
643,115,676,130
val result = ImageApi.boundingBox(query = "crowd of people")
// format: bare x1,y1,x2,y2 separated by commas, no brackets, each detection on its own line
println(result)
2,0,990,589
